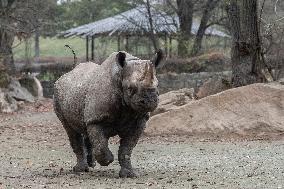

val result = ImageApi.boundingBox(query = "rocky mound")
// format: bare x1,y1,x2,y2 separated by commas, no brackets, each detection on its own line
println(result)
146,83,284,138
196,76,231,99
0,77,42,113
151,88,194,116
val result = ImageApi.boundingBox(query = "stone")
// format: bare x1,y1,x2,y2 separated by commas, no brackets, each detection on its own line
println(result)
8,79,35,102
196,76,231,99
0,65,10,88
0,88,18,113
19,75,43,98
278,78,284,85
151,88,194,116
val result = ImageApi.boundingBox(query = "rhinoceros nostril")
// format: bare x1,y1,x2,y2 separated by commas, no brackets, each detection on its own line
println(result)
140,99,147,104
147,88,157,93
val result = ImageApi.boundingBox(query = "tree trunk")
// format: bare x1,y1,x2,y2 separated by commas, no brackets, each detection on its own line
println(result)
146,0,159,51
191,0,219,56
34,28,40,63
0,28,15,87
227,0,266,87
177,0,193,57
24,37,32,65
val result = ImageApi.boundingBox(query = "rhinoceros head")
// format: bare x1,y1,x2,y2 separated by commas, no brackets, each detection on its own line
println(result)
116,50,163,112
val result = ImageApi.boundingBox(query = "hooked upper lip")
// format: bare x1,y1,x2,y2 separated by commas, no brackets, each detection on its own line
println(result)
137,96,159,107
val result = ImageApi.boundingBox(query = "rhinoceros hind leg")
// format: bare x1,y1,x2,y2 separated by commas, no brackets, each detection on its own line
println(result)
54,98,89,172
65,126,89,172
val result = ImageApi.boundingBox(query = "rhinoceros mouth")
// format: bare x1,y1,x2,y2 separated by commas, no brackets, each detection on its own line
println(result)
131,102,158,112
130,94,159,112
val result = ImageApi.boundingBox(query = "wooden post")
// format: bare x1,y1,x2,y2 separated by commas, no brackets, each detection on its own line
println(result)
169,36,172,58
164,34,168,56
91,36,95,60
34,27,40,64
224,37,228,50
125,35,129,52
135,36,138,56
117,36,120,51
86,36,89,61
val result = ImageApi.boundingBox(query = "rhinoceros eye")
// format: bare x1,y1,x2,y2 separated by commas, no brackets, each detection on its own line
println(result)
128,87,137,96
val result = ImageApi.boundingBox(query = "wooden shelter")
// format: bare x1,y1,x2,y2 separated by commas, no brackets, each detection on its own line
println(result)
59,6,229,60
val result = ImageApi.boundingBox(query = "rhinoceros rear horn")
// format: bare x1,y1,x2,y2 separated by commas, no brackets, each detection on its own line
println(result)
152,49,164,67
116,52,126,68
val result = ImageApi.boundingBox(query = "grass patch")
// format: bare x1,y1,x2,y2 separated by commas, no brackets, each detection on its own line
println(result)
13,37,86,60
12,36,231,61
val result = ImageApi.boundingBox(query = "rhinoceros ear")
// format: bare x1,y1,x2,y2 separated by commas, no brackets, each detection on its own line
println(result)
152,49,164,67
116,52,126,68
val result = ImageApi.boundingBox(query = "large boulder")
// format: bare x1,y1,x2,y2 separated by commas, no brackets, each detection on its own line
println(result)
266,56,284,80
146,83,284,138
0,64,10,88
151,88,194,116
278,78,284,85
8,79,35,102
19,75,43,98
196,76,231,99
0,88,18,113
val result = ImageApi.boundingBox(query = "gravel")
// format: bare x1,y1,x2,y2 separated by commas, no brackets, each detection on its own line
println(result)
0,112,283,189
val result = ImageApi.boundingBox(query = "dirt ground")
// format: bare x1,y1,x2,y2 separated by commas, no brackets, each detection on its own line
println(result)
0,106,284,189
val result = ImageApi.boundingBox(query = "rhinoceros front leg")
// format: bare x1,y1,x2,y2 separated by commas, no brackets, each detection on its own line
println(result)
84,136,96,168
87,124,114,166
118,118,146,178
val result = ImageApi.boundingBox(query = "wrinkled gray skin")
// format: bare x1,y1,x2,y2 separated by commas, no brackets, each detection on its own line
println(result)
53,51,163,178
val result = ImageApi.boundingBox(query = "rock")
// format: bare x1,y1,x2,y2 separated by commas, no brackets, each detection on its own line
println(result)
278,78,284,85
19,75,43,98
151,88,194,116
146,83,284,138
8,79,35,102
41,80,54,98
0,88,18,113
196,76,231,99
0,65,10,88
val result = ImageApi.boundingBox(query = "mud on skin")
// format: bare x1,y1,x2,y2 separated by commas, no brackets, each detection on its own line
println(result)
53,50,163,178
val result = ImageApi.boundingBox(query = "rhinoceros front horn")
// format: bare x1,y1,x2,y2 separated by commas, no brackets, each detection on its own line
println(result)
152,49,164,67
116,52,126,68
144,63,154,86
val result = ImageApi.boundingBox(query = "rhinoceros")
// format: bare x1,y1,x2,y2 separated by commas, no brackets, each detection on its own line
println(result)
53,50,163,178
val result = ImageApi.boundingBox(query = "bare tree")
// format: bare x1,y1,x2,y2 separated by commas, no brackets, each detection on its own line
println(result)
0,0,51,87
260,0,284,80
191,0,221,56
33,0,59,63
227,0,272,87
176,0,194,57
119,0,163,52
0,0,17,75
145,0,159,51
166,0,226,57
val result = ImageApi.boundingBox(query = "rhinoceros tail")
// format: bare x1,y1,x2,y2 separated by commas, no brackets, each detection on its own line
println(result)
64,44,77,68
